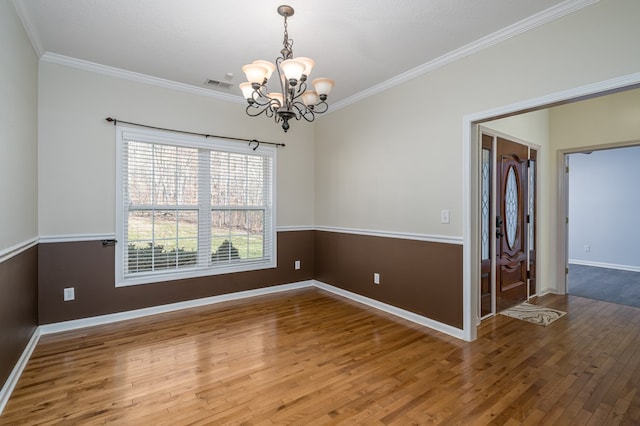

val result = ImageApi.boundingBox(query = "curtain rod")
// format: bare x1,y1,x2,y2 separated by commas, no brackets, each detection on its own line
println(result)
105,117,285,150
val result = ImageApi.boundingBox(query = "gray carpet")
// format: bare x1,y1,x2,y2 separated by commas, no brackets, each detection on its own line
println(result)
568,264,640,308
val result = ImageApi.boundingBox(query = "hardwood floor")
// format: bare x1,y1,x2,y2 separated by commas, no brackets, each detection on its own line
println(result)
2,288,640,425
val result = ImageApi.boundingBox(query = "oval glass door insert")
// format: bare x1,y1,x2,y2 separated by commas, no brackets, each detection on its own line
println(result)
505,166,518,249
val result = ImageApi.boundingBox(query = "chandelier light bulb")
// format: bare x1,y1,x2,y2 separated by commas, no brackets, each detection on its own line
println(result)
239,82,255,100
295,57,315,79
252,60,276,81
302,90,319,106
242,63,268,85
312,78,335,98
268,92,284,109
280,59,306,85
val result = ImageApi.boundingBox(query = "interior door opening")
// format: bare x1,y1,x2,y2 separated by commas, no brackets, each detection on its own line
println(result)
563,145,640,307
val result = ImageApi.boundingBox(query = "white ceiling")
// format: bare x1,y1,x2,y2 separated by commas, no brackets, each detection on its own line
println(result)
13,0,591,107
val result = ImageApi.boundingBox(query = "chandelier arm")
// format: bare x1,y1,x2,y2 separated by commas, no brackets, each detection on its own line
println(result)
245,104,275,118
312,101,329,114
297,103,316,122
289,81,307,103
249,86,275,107
290,101,314,122
274,57,289,106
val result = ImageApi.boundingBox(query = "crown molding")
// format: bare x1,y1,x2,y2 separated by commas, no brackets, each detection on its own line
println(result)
26,0,597,111
40,52,246,105
331,0,599,112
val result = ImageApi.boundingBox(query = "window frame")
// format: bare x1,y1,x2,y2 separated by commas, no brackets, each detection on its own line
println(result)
115,125,277,287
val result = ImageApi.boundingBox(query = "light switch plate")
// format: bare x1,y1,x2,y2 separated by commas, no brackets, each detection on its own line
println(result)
441,209,450,224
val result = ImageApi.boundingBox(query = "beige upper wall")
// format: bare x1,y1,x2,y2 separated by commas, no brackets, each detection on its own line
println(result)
0,2,38,251
22,0,640,250
482,110,550,146
38,62,315,237
315,0,639,294
550,87,640,151
316,0,639,238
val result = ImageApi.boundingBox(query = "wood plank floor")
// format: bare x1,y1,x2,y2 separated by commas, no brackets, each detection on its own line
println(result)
2,288,640,425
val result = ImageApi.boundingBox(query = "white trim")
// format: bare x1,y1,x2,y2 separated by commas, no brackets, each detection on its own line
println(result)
465,73,640,124
276,226,315,232
40,53,245,105
314,281,465,340
315,226,463,245
462,113,476,341
569,260,640,273
463,71,640,344
38,228,314,245
40,281,314,335
39,234,116,244
37,280,465,339
536,289,555,298
331,0,598,112
38,227,463,246
114,125,278,287
0,237,38,264
0,328,41,415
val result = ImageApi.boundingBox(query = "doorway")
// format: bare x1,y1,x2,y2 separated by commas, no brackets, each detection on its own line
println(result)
479,130,538,318
564,145,640,307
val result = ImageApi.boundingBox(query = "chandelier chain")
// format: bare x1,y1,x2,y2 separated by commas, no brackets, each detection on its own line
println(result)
282,15,293,59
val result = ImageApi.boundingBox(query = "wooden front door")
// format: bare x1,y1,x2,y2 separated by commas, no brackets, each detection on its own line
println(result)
496,137,528,311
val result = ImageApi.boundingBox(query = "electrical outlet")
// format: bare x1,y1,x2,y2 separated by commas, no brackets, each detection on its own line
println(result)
294,260,301,270
584,245,590,252
63,287,75,301
374,273,380,285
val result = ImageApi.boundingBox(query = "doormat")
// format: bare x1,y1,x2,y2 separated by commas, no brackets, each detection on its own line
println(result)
499,302,566,326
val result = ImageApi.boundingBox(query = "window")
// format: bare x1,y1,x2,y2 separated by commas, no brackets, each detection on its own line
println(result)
115,126,276,287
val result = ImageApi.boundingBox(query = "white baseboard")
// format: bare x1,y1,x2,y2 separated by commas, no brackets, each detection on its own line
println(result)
314,280,465,340
568,259,640,273
0,328,41,415
39,281,314,335
1,278,464,414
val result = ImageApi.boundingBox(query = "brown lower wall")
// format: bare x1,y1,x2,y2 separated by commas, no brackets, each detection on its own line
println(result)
314,231,463,329
38,229,463,328
38,231,315,324
0,246,38,388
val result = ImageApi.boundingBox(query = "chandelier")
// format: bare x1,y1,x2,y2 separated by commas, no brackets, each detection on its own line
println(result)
240,5,334,133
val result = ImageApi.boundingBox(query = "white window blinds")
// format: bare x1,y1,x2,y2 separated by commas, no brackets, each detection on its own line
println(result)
115,126,276,287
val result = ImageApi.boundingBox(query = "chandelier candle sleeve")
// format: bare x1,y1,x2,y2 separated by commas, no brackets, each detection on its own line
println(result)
242,64,268,85
252,60,276,80
296,57,315,77
240,4,335,133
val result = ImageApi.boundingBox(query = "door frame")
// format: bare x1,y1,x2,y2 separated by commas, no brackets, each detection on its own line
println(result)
557,140,640,294
462,72,640,342
478,127,540,319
